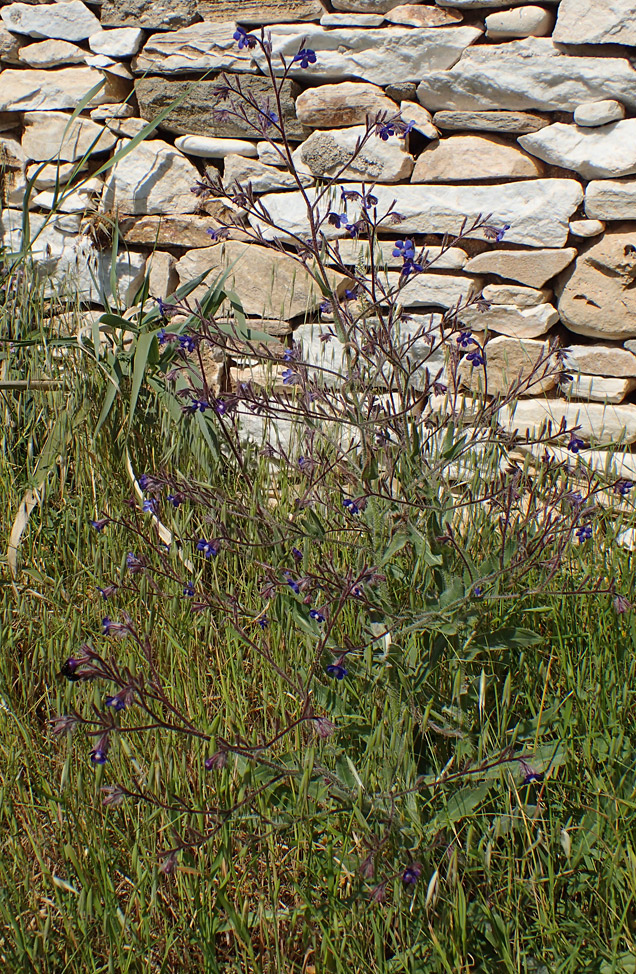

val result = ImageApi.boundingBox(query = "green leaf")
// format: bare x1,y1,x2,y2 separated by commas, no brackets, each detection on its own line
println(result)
128,330,158,430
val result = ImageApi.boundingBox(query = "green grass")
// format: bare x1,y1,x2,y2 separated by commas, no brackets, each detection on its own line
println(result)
1,297,636,974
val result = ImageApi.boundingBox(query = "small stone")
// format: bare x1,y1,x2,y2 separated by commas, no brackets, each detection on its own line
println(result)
136,75,305,140
563,374,636,404
1,1,100,41
257,142,289,166
482,283,551,307
101,0,199,30
332,0,426,10
385,4,463,26
433,110,550,134
463,248,578,287
89,28,144,58
320,13,384,26
460,303,560,339
557,230,636,340
17,38,86,67
101,138,202,215
105,117,150,138
22,111,116,161
174,135,258,158
0,135,27,169
519,120,636,180
26,160,88,189
224,153,312,192
293,124,414,182
438,0,552,5
586,180,636,221
485,6,554,39
295,81,397,128
0,66,126,112
0,25,22,63
145,251,178,300
175,240,346,319
500,399,636,446
574,100,625,128
625,340,636,355
412,133,544,182
569,219,605,238
91,103,135,121
564,345,636,379
553,0,636,47
399,101,438,140
384,81,417,102
460,335,556,396
198,0,326,23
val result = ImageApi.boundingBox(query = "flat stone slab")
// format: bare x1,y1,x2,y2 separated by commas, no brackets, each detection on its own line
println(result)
22,111,116,162
460,302,559,338
417,38,636,113
295,81,397,128
585,180,636,221
174,135,258,158
519,120,636,180
558,230,636,340
460,336,556,396
463,248,578,287
0,66,125,112
1,1,100,41
101,138,201,215
500,399,636,446
251,179,583,248
199,0,326,21
412,133,544,181
133,23,257,75
100,0,199,29
553,0,636,47
564,345,636,379
18,39,86,67
293,124,414,182
433,110,550,134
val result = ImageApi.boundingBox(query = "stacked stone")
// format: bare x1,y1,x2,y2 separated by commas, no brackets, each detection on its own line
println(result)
1,0,636,446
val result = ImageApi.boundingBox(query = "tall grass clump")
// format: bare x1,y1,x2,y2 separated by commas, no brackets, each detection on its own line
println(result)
1,27,636,974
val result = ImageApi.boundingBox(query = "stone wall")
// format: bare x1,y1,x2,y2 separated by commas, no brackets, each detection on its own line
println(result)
2,0,636,448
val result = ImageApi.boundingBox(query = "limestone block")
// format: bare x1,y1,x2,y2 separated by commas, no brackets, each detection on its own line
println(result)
557,230,636,340
88,28,144,58
25,160,88,189
0,134,26,168
463,249,578,287
412,134,544,182
145,251,178,300
553,0,636,46
224,153,313,192
564,345,636,378
385,4,463,26
460,336,556,396
101,0,199,29
295,81,397,128
135,76,305,140
416,39,636,113
199,0,326,22
1,1,100,40
121,214,247,249
500,399,636,446
22,111,116,161
175,241,347,319
383,271,482,309
399,101,438,140
586,180,636,221
433,110,549,134
485,6,554,39
133,23,257,75
0,66,125,111
101,138,201,215
569,219,605,238
32,177,103,212
0,24,21,62
251,180,584,248
519,121,636,180
574,100,625,128
438,0,557,5
563,374,636,404
321,12,385,25
459,302,559,339
293,125,414,182
252,24,484,85
324,240,467,270
483,284,550,307
332,0,433,10
174,135,258,158
17,38,86,66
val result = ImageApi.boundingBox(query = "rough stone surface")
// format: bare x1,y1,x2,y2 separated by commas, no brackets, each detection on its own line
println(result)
175,241,346,319
295,81,397,128
101,0,199,30
224,153,313,192
0,135,27,169
0,24,22,62
22,111,116,161
321,13,384,25
120,214,246,249
252,180,583,248
145,251,178,300
563,345,636,379
501,399,636,445
625,340,636,355
412,134,545,182
253,24,484,85
133,23,257,75
519,121,636,180
486,6,554,39
89,28,144,58
26,160,87,189
101,138,201,215
461,336,556,395
557,230,636,340
569,219,605,238
199,0,326,22
385,4,463,26
438,0,556,5
105,117,150,138
574,100,625,128
33,177,103,212
18,38,86,67
433,109,550,134
463,248,578,287
384,271,482,309
332,0,431,10
416,39,636,113
174,135,258,158
483,283,550,307
553,0,636,47
0,66,125,112
294,125,414,182
460,302,560,338
136,76,305,140
399,101,438,140
324,240,467,269
585,180,636,221
1,1,100,40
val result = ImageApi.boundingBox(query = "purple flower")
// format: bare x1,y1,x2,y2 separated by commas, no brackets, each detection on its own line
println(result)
484,223,511,242
97,585,117,600
206,227,230,242
138,474,151,490
183,581,195,597
91,748,108,765
90,517,109,532
326,662,348,680
105,688,133,712
310,608,326,623
257,616,269,629
283,346,295,362
520,761,543,785
465,350,484,368
319,300,332,314
178,334,197,353
197,539,218,558
205,750,228,771
615,480,634,497
263,109,278,128
376,122,397,141
282,368,300,385
167,493,183,508
456,331,475,348
102,617,130,637
328,212,348,228
292,48,317,68
345,221,364,239
344,287,359,301
291,546,303,562
343,498,360,515
402,863,422,886
142,498,158,514
286,577,301,594
127,552,144,574
392,239,415,259
400,258,423,278
575,523,592,542
568,436,585,453
233,26,256,49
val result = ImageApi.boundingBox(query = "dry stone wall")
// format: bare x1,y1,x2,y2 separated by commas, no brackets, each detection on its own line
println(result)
2,0,636,449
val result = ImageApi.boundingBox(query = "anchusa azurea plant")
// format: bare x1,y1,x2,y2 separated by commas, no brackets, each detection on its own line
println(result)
52,28,633,901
